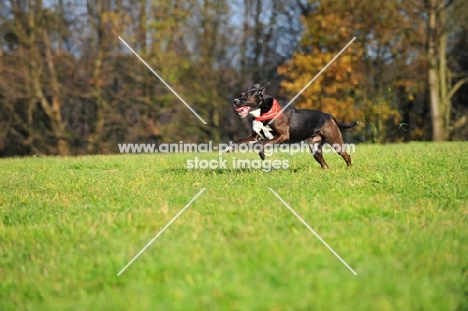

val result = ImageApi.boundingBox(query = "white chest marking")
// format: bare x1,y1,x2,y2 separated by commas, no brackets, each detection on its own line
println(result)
252,120,274,140
249,109,261,117
249,109,274,140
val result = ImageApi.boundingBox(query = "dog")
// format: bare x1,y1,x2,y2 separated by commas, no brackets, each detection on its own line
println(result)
224,82,358,169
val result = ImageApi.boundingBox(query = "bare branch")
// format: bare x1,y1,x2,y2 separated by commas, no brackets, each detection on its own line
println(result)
438,0,455,12
43,29,60,96
444,76,468,101
451,72,468,78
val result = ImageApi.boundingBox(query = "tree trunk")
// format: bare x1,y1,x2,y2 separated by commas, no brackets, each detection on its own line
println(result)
29,0,70,155
428,70,442,141
58,0,64,52
86,0,107,154
427,0,444,141
252,0,263,83
43,30,70,155
140,0,149,101
438,5,448,139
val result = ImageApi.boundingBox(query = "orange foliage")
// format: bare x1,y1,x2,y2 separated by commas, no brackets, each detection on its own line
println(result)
278,11,364,123
279,0,421,142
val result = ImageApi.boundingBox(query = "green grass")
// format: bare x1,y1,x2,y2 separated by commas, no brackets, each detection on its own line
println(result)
1,142,467,311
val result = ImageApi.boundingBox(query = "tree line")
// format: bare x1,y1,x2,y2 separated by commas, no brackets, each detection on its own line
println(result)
0,0,467,156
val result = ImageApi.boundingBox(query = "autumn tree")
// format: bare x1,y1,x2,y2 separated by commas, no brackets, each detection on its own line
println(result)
0,0,127,155
224,0,302,139
0,0,71,154
281,0,457,143
279,1,367,138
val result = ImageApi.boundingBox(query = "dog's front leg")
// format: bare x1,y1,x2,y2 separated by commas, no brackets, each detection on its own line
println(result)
223,132,260,153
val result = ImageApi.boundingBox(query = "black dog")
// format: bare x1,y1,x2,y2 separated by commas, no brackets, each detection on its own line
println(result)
225,83,358,168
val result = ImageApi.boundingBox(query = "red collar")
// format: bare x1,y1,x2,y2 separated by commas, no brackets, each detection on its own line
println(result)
254,98,282,121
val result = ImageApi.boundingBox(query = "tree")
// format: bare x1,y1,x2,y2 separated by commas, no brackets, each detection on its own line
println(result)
1,1,71,154
279,1,366,133
281,0,468,143
424,0,468,140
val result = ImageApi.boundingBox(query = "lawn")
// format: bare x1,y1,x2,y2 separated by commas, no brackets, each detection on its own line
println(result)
1,142,467,310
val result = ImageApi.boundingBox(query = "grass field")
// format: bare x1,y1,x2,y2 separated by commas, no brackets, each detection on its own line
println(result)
1,142,467,310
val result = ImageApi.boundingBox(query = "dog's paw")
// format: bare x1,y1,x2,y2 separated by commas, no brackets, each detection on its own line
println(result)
224,146,234,153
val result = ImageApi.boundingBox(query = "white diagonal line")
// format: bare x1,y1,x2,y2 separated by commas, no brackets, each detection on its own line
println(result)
268,37,356,124
118,36,207,125
117,188,206,276
269,188,357,275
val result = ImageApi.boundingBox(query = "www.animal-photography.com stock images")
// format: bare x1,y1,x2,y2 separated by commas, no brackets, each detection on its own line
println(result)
1,0,467,310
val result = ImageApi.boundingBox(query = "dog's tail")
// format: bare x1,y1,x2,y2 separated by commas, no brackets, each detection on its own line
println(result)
334,118,359,129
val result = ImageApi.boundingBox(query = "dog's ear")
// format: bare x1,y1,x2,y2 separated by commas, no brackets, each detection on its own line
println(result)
258,82,270,97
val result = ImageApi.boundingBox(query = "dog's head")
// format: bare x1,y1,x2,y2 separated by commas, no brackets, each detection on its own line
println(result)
233,82,270,118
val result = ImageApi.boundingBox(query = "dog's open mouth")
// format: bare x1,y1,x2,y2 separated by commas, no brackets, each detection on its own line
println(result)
234,105,250,118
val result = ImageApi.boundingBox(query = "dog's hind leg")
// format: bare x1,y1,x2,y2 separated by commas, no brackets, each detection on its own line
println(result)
321,120,352,166
308,136,329,169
